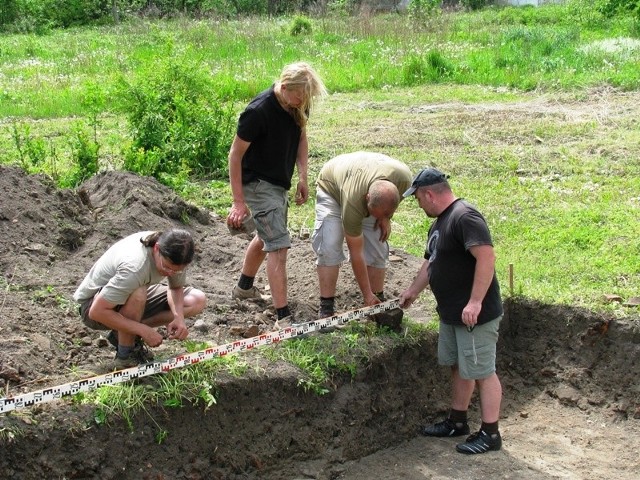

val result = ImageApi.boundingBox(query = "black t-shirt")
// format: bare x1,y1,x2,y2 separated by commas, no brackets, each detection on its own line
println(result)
425,199,503,325
236,86,302,190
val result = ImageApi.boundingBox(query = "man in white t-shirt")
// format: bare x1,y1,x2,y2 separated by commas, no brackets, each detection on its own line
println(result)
74,229,206,369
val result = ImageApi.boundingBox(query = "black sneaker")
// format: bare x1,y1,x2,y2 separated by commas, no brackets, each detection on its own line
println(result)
456,430,502,454
420,418,470,437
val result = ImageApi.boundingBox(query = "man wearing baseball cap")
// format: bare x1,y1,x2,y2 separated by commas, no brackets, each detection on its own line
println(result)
400,168,504,454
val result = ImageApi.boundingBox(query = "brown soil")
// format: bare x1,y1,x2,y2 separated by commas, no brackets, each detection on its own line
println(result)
0,166,638,480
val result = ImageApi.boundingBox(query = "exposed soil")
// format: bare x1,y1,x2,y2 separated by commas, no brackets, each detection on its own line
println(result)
0,165,638,479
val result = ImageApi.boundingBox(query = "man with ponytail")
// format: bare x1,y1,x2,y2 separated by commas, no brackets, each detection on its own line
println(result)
74,229,207,369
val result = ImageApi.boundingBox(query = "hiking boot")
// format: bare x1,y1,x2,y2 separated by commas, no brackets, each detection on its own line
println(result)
319,306,335,319
112,341,155,369
131,341,154,362
113,353,142,370
276,315,295,328
232,285,269,301
456,430,502,454
420,418,470,437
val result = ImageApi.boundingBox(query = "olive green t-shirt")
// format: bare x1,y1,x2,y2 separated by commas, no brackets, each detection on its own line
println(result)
316,151,412,236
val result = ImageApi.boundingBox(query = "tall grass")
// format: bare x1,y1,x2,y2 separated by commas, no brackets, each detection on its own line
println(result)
1,7,639,118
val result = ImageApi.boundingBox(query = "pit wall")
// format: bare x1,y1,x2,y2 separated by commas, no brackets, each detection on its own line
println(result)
0,334,448,480
1,298,638,479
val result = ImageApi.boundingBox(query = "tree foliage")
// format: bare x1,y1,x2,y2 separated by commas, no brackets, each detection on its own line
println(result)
0,0,316,32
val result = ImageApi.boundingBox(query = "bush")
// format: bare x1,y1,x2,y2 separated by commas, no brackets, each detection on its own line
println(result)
64,125,100,188
597,0,640,18
11,123,47,172
289,15,312,36
0,0,20,26
326,0,358,16
1,0,320,31
118,55,235,183
1,0,111,32
408,0,441,22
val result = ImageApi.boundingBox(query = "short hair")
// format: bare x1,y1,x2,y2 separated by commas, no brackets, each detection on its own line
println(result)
141,229,195,265
276,62,327,128
368,180,400,212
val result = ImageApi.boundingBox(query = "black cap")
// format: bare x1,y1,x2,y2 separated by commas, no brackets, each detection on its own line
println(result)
403,168,450,197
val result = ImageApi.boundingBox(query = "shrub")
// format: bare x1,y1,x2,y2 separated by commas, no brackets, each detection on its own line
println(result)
408,0,441,22
327,0,358,16
597,0,640,18
64,125,100,188
0,0,20,26
1,0,111,32
289,15,312,36
11,123,47,172
460,0,489,11
118,55,235,183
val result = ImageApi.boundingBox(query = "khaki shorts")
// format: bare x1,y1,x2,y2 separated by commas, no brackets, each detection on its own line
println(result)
243,179,291,252
437,316,502,380
78,284,193,329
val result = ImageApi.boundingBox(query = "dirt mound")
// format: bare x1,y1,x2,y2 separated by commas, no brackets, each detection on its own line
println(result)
0,166,639,479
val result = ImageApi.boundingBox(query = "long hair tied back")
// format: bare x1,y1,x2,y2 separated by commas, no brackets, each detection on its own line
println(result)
141,229,195,265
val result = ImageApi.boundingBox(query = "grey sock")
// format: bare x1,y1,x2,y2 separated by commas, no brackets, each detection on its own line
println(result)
117,345,133,358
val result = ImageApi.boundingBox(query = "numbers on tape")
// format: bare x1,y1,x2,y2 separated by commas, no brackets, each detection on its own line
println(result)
0,299,400,414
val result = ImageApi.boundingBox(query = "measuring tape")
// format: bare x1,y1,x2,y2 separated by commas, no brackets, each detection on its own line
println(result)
0,299,400,414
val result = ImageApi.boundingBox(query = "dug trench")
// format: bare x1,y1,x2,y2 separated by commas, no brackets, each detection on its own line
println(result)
0,166,638,479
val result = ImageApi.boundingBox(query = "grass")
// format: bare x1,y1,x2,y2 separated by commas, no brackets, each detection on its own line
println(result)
0,7,638,118
1,8,638,308
1,5,640,431
70,321,431,438
298,84,640,310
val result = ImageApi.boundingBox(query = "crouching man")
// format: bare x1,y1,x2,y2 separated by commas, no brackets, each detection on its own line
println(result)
74,229,206,369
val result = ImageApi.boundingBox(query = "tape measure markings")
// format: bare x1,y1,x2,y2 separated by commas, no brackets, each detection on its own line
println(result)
0,299,400,414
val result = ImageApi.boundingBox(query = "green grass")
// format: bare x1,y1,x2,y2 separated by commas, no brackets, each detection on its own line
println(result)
71,322,431,438
1,7,639,311
1,8,639,118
